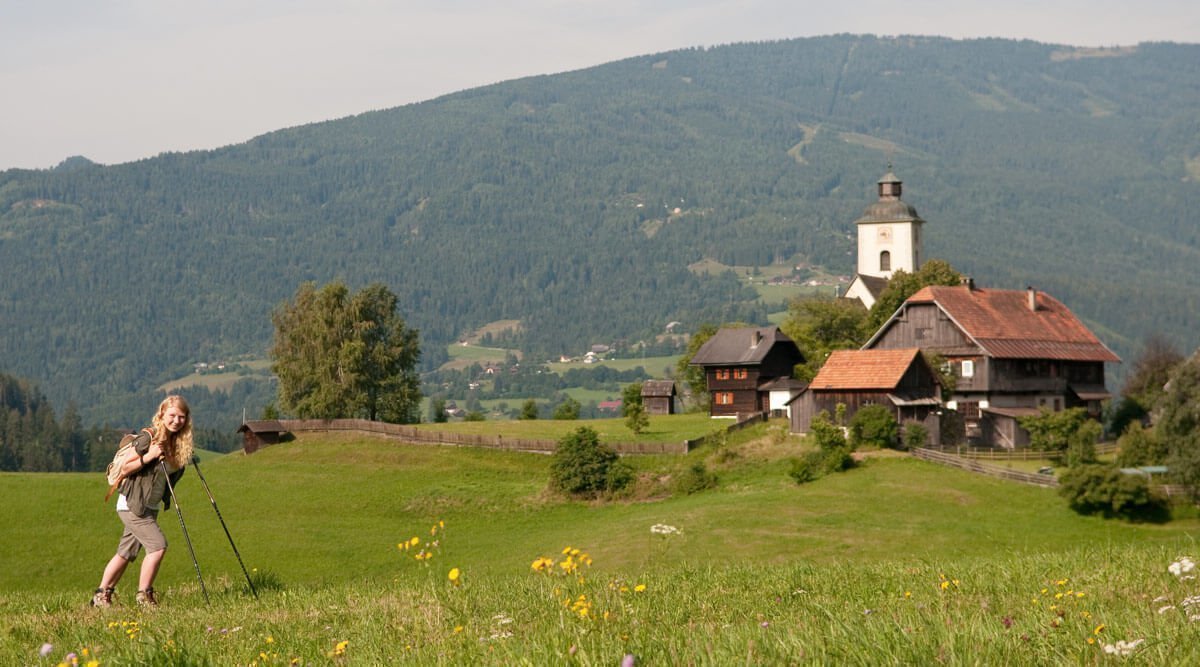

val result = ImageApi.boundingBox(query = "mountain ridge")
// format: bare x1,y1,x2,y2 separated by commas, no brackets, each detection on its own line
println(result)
1,34,1197,426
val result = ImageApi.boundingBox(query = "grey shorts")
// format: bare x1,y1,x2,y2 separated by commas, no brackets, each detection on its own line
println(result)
116,509,166,561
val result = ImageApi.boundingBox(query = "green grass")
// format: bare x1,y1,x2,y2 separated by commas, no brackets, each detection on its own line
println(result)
157,360,272,393
5,433,1200,664
545,355,679,375
416,412,719,444
440,343,517,370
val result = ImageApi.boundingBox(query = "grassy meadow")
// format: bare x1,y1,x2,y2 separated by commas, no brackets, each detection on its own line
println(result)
4,426,1200,665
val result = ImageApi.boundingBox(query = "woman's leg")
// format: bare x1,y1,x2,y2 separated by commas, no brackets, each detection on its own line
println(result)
100,552,130,589
138,547,166,591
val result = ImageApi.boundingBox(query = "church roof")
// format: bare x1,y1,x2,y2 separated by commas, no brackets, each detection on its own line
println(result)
895,285,1120,362
848,273,889,300
857,168,924,224
856,199,924,224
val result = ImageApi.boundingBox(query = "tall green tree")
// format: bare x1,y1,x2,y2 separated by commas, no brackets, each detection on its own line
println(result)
271,281,421,422
621,382,644,416
781,297,868,381
675,324,719,410
1111,334,1184,435
1156,352,1200,500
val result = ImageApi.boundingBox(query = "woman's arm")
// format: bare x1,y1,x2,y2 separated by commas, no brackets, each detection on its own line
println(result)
118,439,164,476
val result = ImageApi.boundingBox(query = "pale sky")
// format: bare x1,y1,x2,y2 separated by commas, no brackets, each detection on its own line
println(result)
1,1,1196,171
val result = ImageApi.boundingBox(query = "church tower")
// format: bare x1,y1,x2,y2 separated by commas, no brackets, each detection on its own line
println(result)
843,169,925,309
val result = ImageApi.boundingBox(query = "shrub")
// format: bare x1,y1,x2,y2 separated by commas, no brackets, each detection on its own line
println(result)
1116,421,1167,467
788,451,826,484
1057,463,1166,520
821,446,855,473
902,421,929,450
809,410,848,452
550,426,633,497
553,397,580,420
519,399,539,420
789,447,854,484
672,461,718,495
625,402,649,435
849,405,899,449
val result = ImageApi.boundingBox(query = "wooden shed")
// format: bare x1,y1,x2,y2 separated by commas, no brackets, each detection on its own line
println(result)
237,419,289,454
789,348,941,445
641,380,677,415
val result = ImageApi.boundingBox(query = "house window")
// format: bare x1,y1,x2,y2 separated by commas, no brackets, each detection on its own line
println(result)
734,368,748,380
880,250,891,272
715,392,734,405
960,360,975,378
715,369,730,380
958,401,980,419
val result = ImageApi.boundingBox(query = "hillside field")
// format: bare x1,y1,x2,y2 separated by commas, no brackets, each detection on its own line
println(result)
4,428,1200,663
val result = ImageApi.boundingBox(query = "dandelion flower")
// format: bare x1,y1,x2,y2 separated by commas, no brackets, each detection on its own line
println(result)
410,536,420,547
449,568,461,584
634,584,647,593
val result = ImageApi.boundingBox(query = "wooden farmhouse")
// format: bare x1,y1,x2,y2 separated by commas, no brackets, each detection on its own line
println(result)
788,348,942,444
864,283,1119,448
689,326,805,418
641,380,677,415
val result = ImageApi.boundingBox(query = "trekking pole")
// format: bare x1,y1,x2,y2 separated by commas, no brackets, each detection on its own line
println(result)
160,460,210,604
190,456,258,598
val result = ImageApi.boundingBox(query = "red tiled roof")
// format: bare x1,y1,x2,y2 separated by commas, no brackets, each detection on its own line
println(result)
906,286,1119,362
811,348,923,390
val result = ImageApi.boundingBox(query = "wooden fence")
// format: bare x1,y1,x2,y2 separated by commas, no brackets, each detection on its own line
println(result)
923,442,1119,461
912,447,1059,488
277,418,691,455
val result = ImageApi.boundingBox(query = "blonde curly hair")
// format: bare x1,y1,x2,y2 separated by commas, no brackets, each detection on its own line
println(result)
151,395,194,468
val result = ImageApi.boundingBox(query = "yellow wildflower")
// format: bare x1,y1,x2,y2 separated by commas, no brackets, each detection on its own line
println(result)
634,584,647,592
410,536,420,547
449,567,461,584
1094,624,1106,635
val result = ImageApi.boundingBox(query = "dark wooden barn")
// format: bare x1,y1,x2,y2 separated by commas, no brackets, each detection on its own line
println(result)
237,420,289,454
641,380,677,415
789,348,941,445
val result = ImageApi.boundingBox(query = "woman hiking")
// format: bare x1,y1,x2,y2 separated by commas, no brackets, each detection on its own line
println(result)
92,395,193,608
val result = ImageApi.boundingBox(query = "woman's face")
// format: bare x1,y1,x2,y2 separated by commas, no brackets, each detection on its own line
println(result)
163,405,188,433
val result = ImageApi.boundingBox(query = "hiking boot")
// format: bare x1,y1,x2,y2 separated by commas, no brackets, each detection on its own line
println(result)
135,588,158,608
90,587,114,608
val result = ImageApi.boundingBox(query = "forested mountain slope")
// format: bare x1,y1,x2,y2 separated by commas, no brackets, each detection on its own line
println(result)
1,35,1197,426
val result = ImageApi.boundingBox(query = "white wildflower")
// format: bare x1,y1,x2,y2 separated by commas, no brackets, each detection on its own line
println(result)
1169,557,1195,578
650,523,681,536
1181,595,1200,609
1102,639,1144,656
1158,605,1176,614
